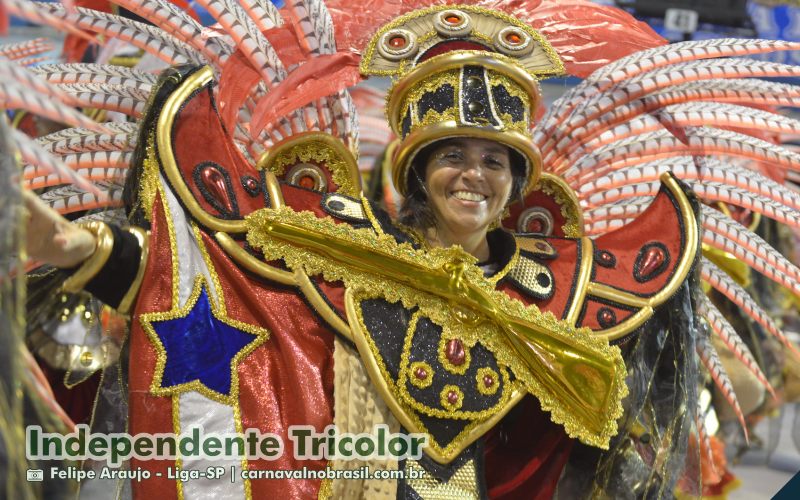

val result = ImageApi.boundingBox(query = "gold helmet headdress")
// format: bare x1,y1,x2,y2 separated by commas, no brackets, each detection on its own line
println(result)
360,5,565,197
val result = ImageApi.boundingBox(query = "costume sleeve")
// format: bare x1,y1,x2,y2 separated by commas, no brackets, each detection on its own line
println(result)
62,222,149,314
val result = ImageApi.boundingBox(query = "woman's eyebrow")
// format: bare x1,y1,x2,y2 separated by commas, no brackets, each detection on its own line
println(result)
483,147,509,156
442,139,468,148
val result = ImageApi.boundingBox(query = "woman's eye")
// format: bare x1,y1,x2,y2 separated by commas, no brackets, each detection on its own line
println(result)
443,151,463,162
484,157,506,169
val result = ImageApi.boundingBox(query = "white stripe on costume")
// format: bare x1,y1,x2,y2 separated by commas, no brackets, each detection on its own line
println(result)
161,175,245,499
178,392,246,500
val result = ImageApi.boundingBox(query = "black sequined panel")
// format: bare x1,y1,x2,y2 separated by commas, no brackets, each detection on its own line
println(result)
405,317,505,412
359,298,509,453
417,413,470,449
416,83,456,122
460,66,499,126
359,299,414,377
491,83,524,123
401,105,413,137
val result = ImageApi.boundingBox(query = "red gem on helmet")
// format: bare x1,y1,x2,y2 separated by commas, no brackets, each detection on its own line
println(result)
388,35,407,49
505,32,523,45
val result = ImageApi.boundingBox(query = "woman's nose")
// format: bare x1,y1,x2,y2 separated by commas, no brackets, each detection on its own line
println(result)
462,161,485,181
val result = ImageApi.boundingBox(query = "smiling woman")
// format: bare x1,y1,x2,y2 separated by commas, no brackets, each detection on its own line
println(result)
10,2,738,499
400,138,527,262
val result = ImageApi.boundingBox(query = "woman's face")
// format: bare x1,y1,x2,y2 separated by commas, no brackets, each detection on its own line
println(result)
423,138,513,239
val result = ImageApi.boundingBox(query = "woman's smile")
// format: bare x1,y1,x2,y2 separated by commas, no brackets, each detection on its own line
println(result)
450,190,489,203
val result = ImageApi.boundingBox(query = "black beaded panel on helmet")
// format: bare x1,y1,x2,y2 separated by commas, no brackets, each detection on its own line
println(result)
360,5,565,197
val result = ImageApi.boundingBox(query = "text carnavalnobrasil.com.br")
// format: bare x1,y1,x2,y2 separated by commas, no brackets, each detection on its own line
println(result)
47,464,426,483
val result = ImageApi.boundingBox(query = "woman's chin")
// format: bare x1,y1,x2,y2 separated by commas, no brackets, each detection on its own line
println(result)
440,216,491,238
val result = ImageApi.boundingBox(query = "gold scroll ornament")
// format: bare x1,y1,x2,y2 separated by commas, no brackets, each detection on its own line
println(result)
245,205,627,451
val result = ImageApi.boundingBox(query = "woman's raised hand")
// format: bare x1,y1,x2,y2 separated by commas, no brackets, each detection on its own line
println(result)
23,190,97,268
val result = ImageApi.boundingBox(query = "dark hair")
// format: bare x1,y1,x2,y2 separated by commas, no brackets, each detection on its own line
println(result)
397,140,528,230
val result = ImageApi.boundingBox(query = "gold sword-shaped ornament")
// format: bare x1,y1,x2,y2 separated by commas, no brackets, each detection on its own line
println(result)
243,205,627,448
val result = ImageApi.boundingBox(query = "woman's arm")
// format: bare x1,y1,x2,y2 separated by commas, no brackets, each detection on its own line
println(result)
23,190,148,314
23,189,96,268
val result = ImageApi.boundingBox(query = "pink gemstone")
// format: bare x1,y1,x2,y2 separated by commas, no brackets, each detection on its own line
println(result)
639,247,665,278
483,375,494,387
388,35,406,49
445,339,466,366
200,166,233,212
414,367,427,380
447,391,459,404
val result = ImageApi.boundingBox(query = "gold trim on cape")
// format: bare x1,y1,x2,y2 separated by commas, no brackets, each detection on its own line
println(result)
257,131,362,198
588,173,700,341
155,66,246,234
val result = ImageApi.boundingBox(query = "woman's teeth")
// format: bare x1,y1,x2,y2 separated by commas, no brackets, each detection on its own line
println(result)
452,191,487,202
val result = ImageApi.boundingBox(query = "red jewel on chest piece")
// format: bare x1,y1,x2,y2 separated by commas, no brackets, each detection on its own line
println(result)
639,246,666,279
445,14,462,25
447,390,459,404
483,375,494,388
445,339,466,366
599,309,614,324
244,177,258,191
414,366,428,380
200,165,233,212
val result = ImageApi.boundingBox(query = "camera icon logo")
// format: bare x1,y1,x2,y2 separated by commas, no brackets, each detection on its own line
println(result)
26,469,44,482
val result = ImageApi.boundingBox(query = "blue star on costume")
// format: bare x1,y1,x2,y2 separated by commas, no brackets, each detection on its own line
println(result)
147,284,260,398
